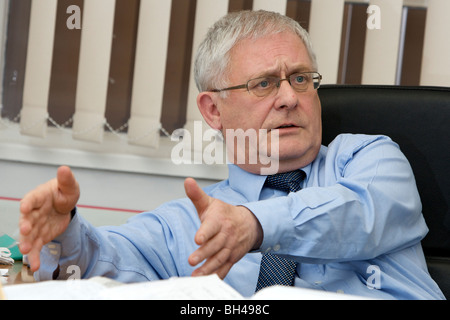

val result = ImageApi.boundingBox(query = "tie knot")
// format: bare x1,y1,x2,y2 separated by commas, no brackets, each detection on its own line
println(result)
265,170,306,193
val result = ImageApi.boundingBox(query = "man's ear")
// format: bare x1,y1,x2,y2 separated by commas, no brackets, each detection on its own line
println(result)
197,92,223,131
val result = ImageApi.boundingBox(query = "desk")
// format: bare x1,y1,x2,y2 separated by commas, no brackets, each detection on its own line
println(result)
1,262,35,285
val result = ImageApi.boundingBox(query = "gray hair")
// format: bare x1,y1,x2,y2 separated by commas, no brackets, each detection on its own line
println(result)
194,10,318,93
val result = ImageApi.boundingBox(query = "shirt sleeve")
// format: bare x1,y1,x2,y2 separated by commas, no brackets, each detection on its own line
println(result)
243,135,429,264
35,212,146,282
34,204,196,282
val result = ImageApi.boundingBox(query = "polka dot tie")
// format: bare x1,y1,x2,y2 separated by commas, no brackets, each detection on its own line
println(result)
255,170,306,293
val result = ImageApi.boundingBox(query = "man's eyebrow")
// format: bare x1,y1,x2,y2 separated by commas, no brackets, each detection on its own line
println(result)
250,64,314,79
290,64,314,73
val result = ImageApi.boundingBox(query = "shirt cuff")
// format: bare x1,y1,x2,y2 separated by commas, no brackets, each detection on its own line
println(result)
33,242,61,281
34,208,82,281
243,196,296,255
54,208,83,258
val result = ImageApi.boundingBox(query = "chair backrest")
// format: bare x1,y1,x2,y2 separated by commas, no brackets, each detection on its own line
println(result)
319,85,450,298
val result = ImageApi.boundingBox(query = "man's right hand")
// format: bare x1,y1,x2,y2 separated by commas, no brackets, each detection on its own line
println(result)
19,166,80,272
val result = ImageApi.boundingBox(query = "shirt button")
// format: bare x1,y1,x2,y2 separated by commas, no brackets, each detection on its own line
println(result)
273,244,281,252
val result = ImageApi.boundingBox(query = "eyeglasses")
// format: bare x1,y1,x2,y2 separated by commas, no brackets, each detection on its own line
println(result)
208,72,322,98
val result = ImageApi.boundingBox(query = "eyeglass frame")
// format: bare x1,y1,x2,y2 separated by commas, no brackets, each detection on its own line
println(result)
207,71,323,97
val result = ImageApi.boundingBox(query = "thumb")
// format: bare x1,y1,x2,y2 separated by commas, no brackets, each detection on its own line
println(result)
55,166,80,211
57,166,78,193
184,178,211,217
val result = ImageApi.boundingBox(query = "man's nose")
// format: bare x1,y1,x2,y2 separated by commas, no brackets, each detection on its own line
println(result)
274,78,298,109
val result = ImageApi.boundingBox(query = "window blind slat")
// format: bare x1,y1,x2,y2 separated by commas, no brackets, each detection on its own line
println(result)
184,0,229,141
20,0,58,138
252,0,287,14
308,0,345,84
72,0,116,143
421,0,450,86
362,0,404,85
128,0,172,148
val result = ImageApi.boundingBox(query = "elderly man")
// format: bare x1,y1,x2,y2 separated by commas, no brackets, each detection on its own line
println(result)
19,10,444,299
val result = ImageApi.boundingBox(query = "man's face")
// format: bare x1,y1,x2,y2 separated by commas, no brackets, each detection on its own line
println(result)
200,31,322,174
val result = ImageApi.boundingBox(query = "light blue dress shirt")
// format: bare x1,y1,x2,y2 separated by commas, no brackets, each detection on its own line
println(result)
36,134,445,300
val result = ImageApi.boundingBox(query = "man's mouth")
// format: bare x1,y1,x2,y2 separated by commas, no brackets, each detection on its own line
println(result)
271,124,299,130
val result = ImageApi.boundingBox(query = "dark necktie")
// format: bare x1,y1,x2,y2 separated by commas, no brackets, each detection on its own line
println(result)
255,170,305,292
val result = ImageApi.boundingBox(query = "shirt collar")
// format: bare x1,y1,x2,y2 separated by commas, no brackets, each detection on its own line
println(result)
227,164,267,202
227,163,312,201
300,162,312,184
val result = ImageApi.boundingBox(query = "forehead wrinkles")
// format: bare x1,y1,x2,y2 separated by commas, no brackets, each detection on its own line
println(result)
227,33,311,81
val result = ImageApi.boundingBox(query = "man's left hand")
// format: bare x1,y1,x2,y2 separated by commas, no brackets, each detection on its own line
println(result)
184,178,263,279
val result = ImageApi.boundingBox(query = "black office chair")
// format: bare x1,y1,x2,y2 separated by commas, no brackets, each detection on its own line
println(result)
319,85,450,299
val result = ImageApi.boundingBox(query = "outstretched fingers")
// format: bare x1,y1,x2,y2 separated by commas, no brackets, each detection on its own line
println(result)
18,166,80,272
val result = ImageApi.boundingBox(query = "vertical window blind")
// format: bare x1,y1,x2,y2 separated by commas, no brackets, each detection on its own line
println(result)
72,0,115,143
0,0,448,178
20,0,57,138
128,0,171,148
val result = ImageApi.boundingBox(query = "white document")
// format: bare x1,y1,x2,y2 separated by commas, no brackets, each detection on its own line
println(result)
3,274,369,300
3,275,243,300
100,275,243,300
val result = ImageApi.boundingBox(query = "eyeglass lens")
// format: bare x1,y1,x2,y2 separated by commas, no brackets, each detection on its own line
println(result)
247,72,321,97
